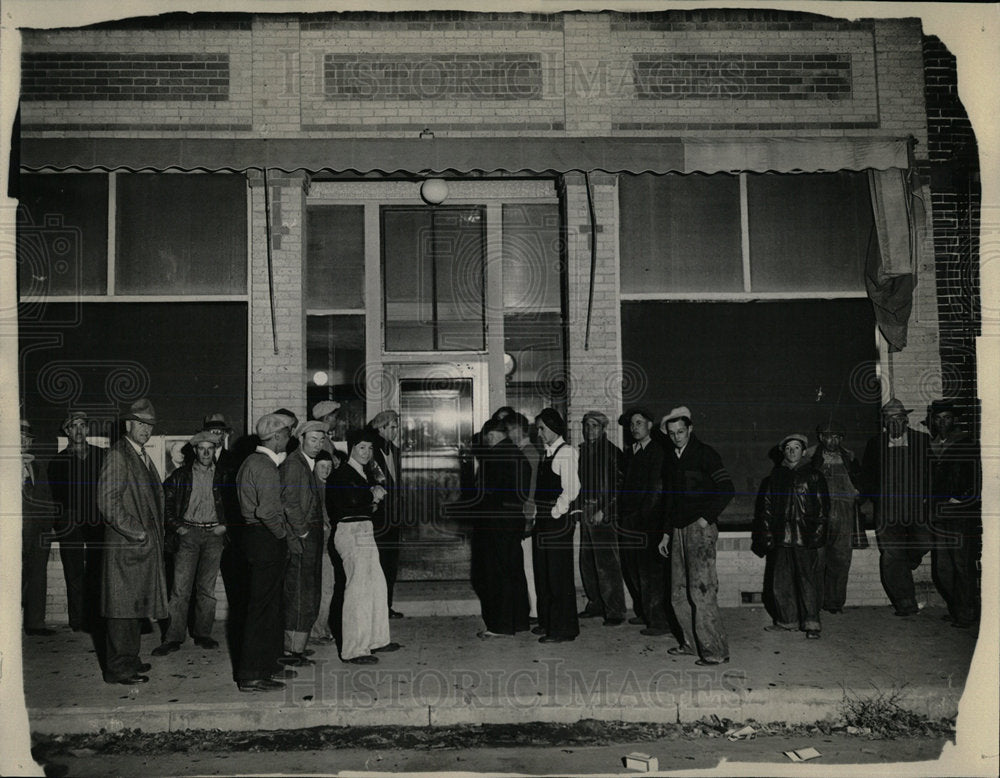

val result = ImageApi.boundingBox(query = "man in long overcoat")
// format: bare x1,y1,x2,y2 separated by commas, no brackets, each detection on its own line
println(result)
97,398,168,684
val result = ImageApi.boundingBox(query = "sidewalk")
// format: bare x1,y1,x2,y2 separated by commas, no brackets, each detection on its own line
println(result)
21,603,976,735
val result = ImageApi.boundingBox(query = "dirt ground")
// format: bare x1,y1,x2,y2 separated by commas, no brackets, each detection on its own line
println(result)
30,719,959,776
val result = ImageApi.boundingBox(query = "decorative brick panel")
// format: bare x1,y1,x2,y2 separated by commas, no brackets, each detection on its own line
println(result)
632,53,852,100
302,12,562,32
21,52,230,101
323,54,543,101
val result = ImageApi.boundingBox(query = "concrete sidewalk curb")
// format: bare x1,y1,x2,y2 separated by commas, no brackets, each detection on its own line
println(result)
27,684,962,735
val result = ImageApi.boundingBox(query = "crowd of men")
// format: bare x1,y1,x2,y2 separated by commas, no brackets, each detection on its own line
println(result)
20,394,980,688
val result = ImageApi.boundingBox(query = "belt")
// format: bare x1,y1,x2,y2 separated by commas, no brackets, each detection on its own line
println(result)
181,520,221,529
337,515,372,524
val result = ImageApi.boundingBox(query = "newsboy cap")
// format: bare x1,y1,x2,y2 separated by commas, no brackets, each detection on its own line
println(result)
62,410,89,431
123,398,157,425
256,413,291,442
779,433,809,450
312,400,341,419
189,431,217,448
296,420,329,438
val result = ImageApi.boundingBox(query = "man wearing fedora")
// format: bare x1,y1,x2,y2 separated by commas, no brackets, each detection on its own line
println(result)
658,406,734,665
234,413,295,692
49,411,107,633
153,431,228,656
96,399,168,684
279,420,328,664
618,407,668,635
369,410,404,619
861,398,932,617
21,417,57,637
925,400,980,628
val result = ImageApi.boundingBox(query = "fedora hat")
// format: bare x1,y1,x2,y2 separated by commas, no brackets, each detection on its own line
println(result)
881,398,912,417
123,398,157,425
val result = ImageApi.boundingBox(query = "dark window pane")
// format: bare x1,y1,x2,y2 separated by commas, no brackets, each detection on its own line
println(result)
19,302,248,444
620,173,742,293
620,299,878,529
501,203,561,310
17,173,108,296
306,314,366,438
382,206,485,351
504,311,566,418
306,205,365,309
116,174,247,295
747,171,871,292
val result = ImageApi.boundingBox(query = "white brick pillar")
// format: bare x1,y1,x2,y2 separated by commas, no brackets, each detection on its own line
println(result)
561,172,625,448
248,171,308,426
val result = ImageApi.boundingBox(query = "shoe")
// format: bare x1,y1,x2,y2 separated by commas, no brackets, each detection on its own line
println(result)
345,655,379,665
578,609,602,619
640,627,670,636
25,628,57,637
539,635,575,643
628,617,645,625
531,626,546,636
301,648,316,657
894,609,919,617
278,653,314,666
152,641,181,656
388,608,405,619
824,608,843,615
135,663,152,673
805,630,821,639
695,658,729,666
193,636,219,650
238,679,285,692
107,674,149,685
270,668,298,680
373,642,402,653
311,634,337,645
763,624,793,632
667,645,695,656
603,618,624,627
478,630,513,639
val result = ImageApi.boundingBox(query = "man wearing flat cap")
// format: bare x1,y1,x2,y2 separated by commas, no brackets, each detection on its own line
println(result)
233,413,294,692
657,406,734,665
618,407,668,636
96,399,168,684
279,420,328,664
807,421,863,614
925,400,980,628
861,398,932,617
48,411,107,633
153,431,228,657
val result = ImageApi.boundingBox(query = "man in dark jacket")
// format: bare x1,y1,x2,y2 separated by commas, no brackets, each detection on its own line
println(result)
48,411,106,633
757,434,830,638
861,398,932,617
153,431,228,656
472,419,531,637
577,411,626,626
618,407,668,635
96,399,168,685
925,400,980,628
658,406,734,665
369,410,404,618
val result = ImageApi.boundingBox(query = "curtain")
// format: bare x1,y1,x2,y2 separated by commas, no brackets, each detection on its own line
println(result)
865,167,926,352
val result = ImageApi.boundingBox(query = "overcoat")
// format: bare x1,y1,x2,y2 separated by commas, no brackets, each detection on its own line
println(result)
97,437,168,619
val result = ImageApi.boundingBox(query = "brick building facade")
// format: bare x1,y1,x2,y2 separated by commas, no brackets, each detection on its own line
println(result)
15,9,980,591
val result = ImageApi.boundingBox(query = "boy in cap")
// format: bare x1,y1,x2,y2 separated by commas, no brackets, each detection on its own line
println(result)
618,407,668,635
49,411,107,632
861,399,932,617
658,406,734,665
154,431,228,656
233,413,294,691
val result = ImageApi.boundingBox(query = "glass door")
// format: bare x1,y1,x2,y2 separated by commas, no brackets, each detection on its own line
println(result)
383,361,488,581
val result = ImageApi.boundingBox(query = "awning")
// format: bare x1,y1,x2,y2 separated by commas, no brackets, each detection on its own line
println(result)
18,136,911,175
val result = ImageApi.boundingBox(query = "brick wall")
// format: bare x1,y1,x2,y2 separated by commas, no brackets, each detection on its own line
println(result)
248,172,308,423
562,172,626,449
922,36,981,434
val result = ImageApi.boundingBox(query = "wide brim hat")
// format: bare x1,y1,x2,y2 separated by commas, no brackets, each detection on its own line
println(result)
618,406,655,426
123,398,157,425
202,413,232,431
659,406,692,433
881,398,912,417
